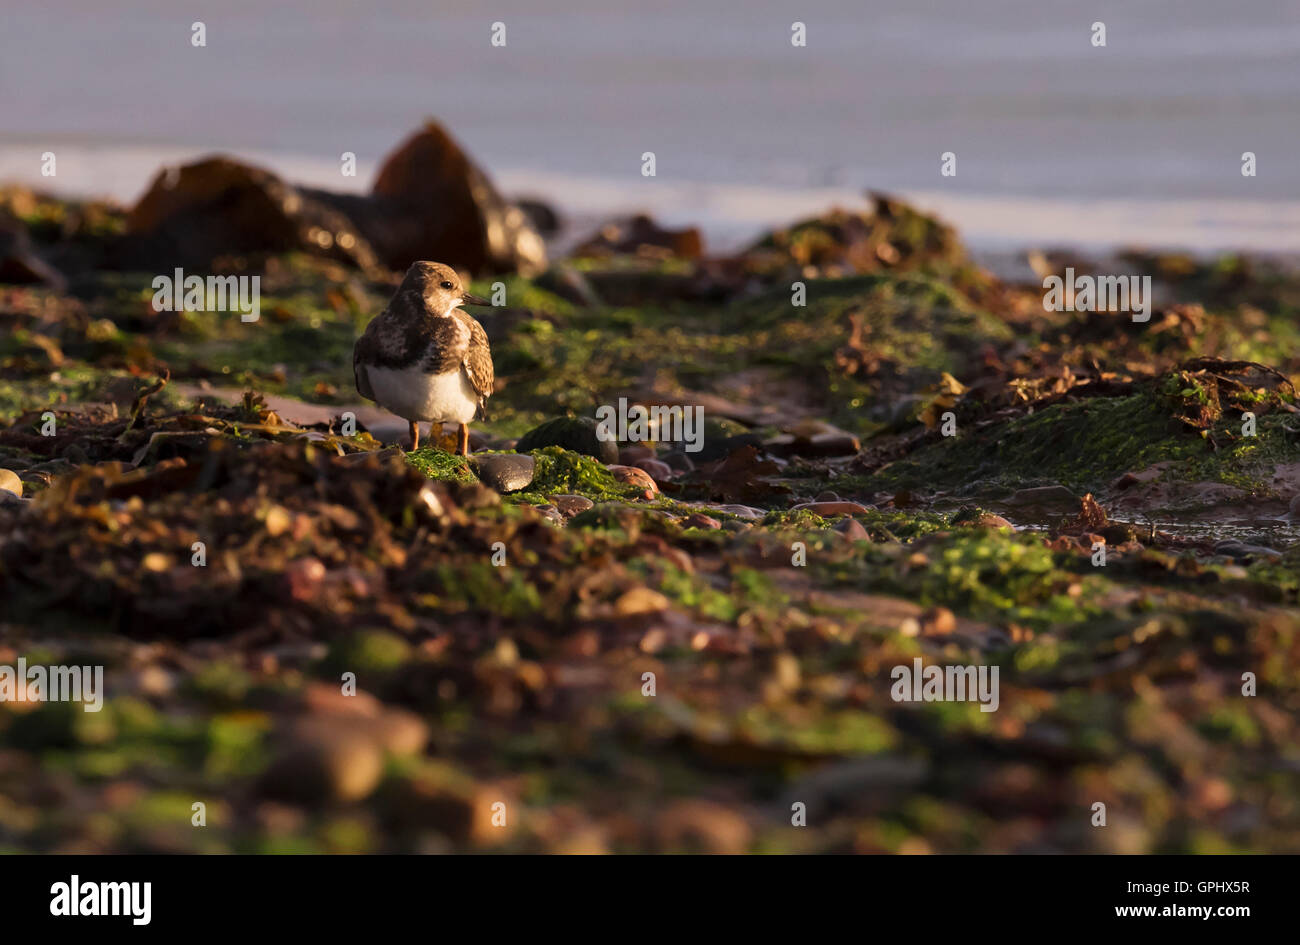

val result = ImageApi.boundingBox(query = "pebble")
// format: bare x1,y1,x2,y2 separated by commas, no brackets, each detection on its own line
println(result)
834,518,869,540
633,457,674,482
792,501,872,517
1006,485,1080,513
549,494,594,518
0,468,23,498
614,586,671,616
1214,540,1282,561
618,444,655,464
660,451,696,474
607,464,658,497
260,728,385,804
534,504,564,525
471,453,536,493
682,512,722,530
921,606,957,636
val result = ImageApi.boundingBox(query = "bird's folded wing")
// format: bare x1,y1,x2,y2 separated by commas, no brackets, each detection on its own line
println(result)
353,335,376,401
461,319,495,404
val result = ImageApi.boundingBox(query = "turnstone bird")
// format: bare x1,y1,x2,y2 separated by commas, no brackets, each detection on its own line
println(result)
353,261,493,455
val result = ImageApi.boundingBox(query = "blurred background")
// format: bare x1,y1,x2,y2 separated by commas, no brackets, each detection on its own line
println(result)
3,0,1299,252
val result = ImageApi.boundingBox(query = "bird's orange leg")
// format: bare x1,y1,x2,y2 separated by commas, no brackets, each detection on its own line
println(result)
457,423,470,456
408,420,421,451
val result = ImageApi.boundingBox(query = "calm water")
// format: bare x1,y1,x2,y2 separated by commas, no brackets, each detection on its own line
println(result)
3,0,1299,250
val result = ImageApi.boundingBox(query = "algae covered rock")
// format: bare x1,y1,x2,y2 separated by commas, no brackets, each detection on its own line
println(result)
515,417,618,463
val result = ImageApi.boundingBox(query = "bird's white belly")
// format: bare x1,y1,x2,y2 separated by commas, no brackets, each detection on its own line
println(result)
366,365,478,423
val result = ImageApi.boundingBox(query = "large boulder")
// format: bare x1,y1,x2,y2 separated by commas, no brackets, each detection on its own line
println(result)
118,157,380,272
345,120,546,276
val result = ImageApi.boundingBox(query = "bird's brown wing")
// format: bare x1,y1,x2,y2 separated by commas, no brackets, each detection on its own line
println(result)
457,313,494,417
352,329,377,401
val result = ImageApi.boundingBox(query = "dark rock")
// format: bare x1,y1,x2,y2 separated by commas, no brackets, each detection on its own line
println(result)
633,457,673,482
535,264,602,307
0,213,66,290
515,417,618,463
572,213,704,260
470,453,536,493
118,157,380,272
1214,540,1282,561
357,121,546,275
514,197,561,236
765,431,860,458
660,450,696,474
693,432,765,463
1099,524,1136,545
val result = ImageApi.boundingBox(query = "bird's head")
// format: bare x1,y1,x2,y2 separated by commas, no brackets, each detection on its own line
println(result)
402,261,489,316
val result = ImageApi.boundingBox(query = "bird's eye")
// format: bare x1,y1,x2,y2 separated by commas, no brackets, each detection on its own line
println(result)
439,281,454,290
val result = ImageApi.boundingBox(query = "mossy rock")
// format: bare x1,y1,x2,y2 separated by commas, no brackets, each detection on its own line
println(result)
515,417,618,463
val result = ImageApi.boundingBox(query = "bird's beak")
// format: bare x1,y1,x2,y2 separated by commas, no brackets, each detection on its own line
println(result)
461,292,490,306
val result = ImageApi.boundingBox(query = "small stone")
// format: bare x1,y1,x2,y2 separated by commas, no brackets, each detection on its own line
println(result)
682,512,722,530
0,469,23,498
260,729,384,804
791,501,872,517
549,494,595,518
534,504,564,525
660,451,695,474
614,586,671,616
633,457,673,482
286,557,327,602
142,552,172,572
712,504,765,520
921,606,957,636
618,444,655,464
607,464,658,497
834,517,869,540
471,453,536,493
264,504,292,537
1214,540,1282,561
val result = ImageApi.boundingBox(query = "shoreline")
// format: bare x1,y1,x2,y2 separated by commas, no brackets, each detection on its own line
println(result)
3,142,1299,261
